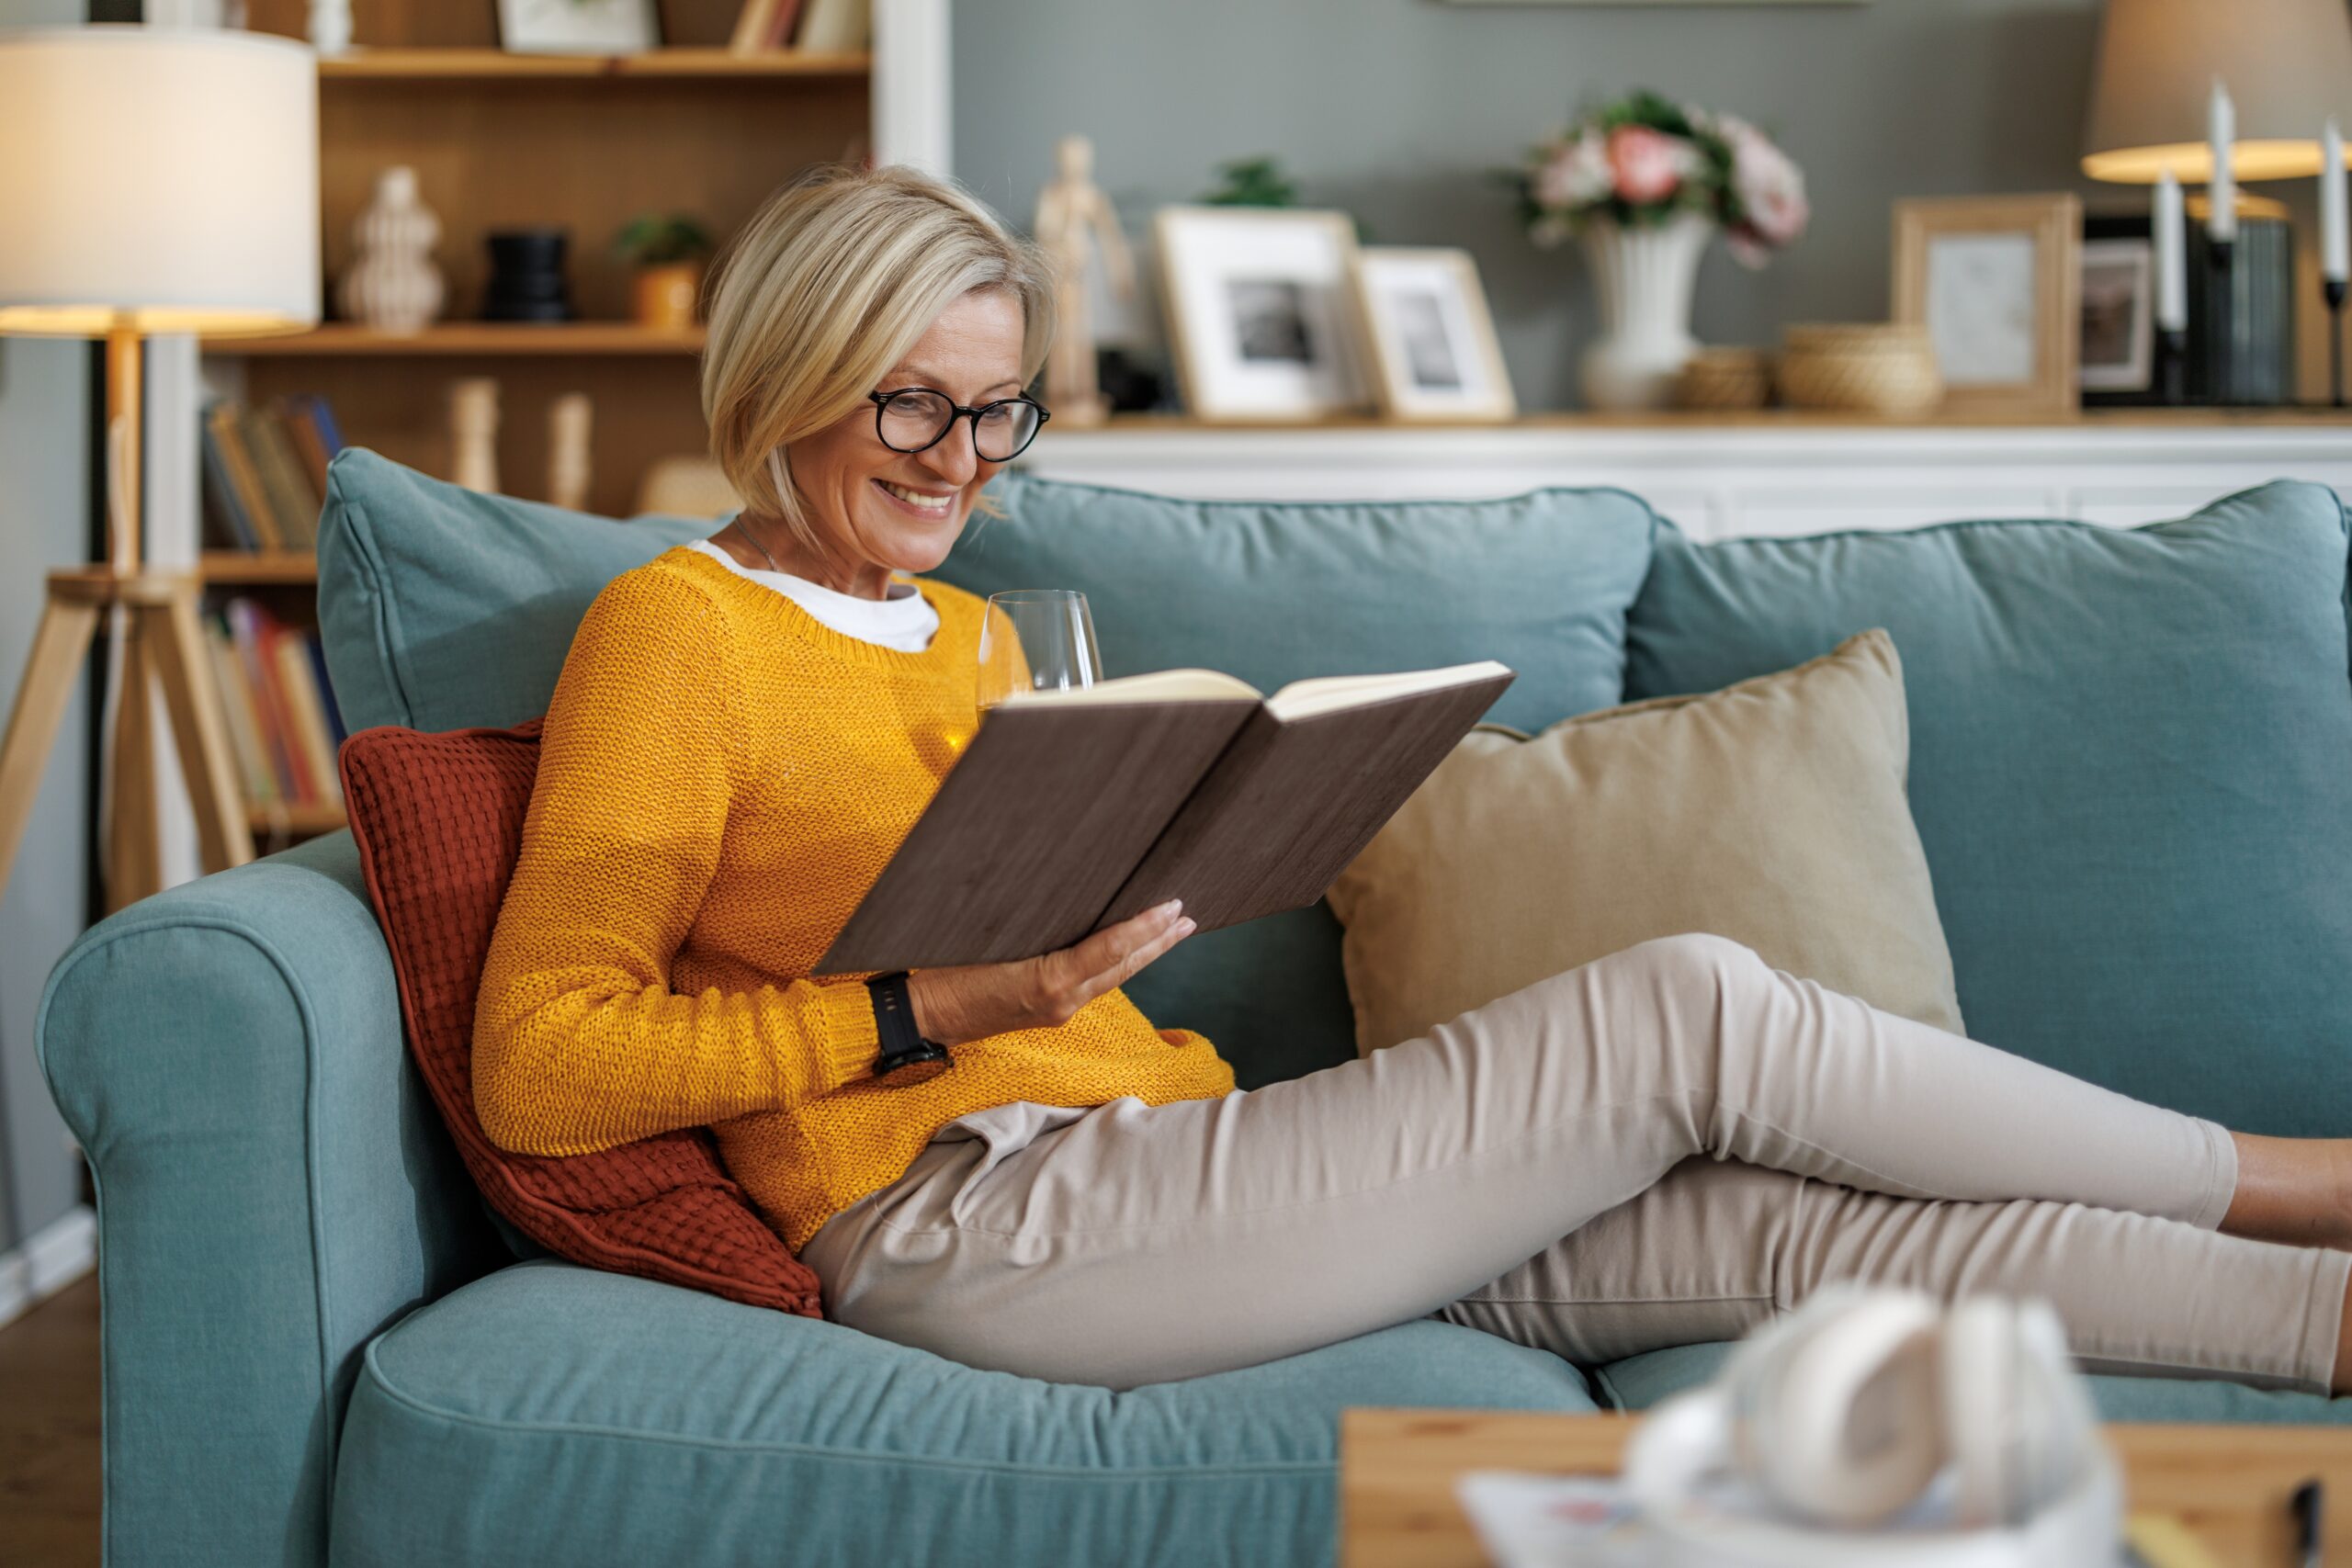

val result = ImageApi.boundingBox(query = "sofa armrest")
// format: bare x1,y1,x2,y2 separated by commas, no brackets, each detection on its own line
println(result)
38,832,504,1568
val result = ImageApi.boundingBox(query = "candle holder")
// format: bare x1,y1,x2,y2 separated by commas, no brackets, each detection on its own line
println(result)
2327,277,2346,409
2157,327,2188,406
2201,238,2234,407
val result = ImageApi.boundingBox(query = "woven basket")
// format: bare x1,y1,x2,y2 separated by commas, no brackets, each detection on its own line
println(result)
1777,323,1945,414
1674,347,1772,412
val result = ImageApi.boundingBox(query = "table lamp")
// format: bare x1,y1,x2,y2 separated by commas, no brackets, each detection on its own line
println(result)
2082,0,2352,184
0,25,317,909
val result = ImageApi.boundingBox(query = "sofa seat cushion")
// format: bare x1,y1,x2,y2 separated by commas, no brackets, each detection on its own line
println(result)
1626,481,2352,1136
331,1261,1599,1568
1590,1341,2351,1426
937,472,1662,1089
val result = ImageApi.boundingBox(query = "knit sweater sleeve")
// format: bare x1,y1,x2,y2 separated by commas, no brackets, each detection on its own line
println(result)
472,565,880,1156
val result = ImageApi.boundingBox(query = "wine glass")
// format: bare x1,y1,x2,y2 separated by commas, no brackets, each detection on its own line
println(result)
978,590,1103,713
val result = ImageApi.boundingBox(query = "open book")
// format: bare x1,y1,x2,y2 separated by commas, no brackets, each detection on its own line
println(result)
812,660,1516,974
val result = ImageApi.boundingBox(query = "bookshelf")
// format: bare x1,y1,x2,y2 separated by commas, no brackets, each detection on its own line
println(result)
190,0,949,846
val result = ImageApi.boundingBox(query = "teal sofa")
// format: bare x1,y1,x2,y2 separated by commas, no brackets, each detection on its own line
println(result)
39,453,2352,1568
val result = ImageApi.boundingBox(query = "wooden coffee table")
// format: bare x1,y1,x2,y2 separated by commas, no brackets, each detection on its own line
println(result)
1341,1408,2352,1567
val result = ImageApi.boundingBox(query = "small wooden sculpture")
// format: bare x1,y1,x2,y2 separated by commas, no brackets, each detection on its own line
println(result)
548,392,594,512
1033,135,1136,427
449,377,500,494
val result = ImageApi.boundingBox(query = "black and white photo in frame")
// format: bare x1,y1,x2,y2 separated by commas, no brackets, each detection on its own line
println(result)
1154,207,1368,421
1349,246,1517,421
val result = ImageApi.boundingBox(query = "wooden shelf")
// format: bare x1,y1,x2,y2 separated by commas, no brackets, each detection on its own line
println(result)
199,551,319,585
318,47,869,80
201,322,707,357
248,804,347,839
1080,407,2352,434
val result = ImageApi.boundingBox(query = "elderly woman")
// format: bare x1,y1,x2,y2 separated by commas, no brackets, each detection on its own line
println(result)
476,164,2352,1397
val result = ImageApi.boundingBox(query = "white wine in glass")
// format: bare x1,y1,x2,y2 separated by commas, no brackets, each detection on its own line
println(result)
978,590,1103,712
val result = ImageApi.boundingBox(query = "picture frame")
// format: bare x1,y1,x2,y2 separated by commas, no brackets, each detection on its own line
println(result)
1347,246,1517,422
1892,194,2081,419
2078,234,2154,395
496,0,660,54
1154,206,1369,423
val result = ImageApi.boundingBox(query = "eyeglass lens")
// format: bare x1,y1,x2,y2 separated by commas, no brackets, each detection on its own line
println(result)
876,389,1042,461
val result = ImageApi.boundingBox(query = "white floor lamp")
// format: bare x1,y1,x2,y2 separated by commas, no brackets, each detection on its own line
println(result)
0,26,319,910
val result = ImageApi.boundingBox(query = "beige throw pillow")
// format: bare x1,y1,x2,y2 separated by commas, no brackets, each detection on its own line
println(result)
1327,628,1964,1056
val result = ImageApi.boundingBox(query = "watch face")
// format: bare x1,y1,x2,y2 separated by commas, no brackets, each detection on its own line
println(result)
873,1051,954,1089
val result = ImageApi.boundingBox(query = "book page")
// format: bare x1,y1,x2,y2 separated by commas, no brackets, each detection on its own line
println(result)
1000,667,1263,705
1263,660,1514,721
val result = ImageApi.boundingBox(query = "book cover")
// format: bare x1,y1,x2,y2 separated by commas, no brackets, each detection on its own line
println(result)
815,660,1513,974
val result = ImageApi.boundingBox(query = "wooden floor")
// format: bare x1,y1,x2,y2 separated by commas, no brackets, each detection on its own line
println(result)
0,1273,101,1568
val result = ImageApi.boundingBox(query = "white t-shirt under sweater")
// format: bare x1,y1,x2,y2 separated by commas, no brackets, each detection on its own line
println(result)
684,537,940,652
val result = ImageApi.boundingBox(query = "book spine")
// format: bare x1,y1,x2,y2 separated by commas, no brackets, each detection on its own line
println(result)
198,412,260,553
274,632,342,807
204,612,277,809
304,635,347,748
297,392,345,457
278,396,334,501
243,405,322,550
209,404,284,551
227,599,304,804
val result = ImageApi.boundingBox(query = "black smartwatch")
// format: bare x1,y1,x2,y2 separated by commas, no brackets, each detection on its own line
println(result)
865,971,953,1088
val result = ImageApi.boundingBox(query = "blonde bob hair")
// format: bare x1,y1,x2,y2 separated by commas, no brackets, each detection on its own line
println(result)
701,164,1055,552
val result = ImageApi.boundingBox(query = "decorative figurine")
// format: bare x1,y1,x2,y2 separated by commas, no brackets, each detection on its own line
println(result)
548,392,593,512
449,377,501,495
1033,135,1136,427
336,166,444,334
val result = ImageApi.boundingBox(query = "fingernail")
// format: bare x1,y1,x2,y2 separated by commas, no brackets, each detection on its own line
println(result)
1159,898,1183,917
1174,918,1196,936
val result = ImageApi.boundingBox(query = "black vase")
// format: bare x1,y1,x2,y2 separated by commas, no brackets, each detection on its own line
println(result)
483,228,573,322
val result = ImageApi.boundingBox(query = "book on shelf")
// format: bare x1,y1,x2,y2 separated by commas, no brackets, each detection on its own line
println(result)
813,659,1515,975
727,0,810,53
207,598,348,816
199,394,345,558
793,0,869,51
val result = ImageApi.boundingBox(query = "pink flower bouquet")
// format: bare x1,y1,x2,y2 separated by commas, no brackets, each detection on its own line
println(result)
1515,90,1808,267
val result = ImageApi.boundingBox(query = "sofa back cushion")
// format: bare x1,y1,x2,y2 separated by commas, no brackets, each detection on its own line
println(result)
318,455,1659,1089
933,472,1660,1086
338,718,823,1314
1625,480,2352,1135
317,448,705,733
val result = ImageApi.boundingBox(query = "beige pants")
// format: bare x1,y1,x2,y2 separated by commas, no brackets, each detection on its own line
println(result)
801,933,2349,1393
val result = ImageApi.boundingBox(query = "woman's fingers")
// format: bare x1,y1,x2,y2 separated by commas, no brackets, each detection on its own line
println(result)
1042,900,1193,1017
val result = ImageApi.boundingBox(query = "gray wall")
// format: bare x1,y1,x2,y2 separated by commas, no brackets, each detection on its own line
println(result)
0,0,93,1255
956,0,2116,411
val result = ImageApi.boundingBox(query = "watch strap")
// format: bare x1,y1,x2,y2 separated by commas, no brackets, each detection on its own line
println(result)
865,971,953,1088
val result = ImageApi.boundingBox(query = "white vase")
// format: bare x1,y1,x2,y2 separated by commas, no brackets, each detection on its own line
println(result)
337,166,445,335
1578,211,1713,411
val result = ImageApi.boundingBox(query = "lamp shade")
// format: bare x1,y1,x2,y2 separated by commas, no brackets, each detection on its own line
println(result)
2082,0,2352,183
0,26,318,336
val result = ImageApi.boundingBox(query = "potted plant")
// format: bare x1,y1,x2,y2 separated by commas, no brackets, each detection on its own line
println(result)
1513,92,1808,410
613,213,715,332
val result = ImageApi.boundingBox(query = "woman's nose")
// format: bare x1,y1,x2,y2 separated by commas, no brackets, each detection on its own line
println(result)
916,418,981,485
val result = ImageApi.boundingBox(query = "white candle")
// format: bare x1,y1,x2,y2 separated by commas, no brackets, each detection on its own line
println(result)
2208,77,2237,243
2324,118,2347,284
2154,167,2188,331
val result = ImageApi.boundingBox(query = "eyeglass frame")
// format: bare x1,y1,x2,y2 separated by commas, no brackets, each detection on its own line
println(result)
866,387,1051,462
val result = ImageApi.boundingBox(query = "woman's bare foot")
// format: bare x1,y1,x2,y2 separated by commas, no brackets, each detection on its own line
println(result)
2223,1134,2352,1251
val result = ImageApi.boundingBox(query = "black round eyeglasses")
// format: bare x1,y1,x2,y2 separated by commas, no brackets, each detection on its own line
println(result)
868,388,1049,463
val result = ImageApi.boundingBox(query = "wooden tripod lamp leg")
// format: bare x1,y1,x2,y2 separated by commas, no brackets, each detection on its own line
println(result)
0,588,104,898
141,584,255,876
106,608,164,911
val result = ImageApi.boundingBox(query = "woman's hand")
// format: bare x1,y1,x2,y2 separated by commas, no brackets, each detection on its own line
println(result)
905,899,1196,1045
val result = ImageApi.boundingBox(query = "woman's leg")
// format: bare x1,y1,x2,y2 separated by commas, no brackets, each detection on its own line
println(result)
803,932,2337,1389
1440,1156,2350,1393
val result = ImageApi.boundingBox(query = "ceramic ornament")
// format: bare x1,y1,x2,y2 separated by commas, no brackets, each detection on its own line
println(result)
337,166,446,334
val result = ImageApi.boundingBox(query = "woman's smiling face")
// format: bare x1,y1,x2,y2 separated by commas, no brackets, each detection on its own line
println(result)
786,288,1028,592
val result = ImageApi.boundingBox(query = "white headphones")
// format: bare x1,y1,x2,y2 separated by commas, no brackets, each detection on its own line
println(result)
1626,1287,2120,1567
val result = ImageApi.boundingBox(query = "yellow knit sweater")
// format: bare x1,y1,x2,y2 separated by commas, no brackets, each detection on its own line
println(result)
473,546,1235,1251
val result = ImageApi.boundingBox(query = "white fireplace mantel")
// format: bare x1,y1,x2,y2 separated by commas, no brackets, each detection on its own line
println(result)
1020,414,2352,542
